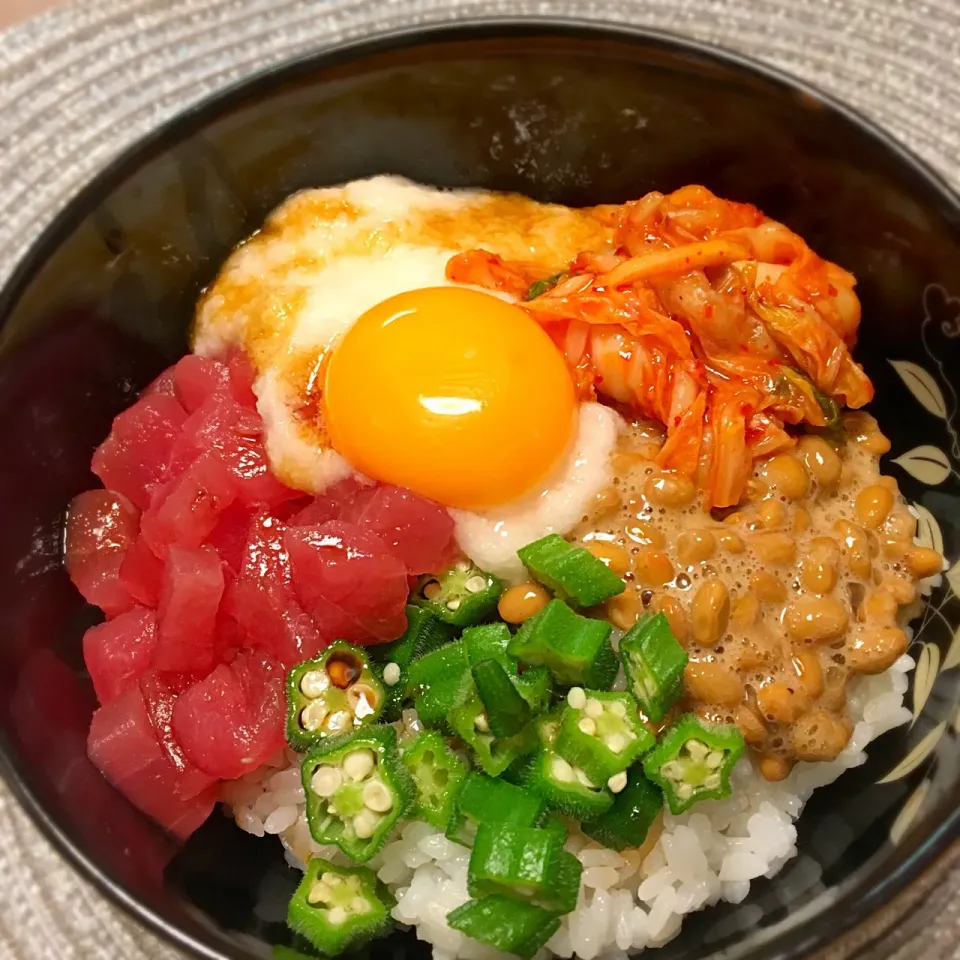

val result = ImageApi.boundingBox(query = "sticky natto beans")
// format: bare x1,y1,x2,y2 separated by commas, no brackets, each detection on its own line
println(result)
569,414,941,779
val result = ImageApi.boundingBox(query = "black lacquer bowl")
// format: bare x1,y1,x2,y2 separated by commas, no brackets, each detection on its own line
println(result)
1,18,958,960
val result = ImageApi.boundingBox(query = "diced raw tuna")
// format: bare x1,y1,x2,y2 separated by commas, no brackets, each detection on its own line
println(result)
285,520,409,645
205,500,256,578
288,476,371,527
171,649,285,780
139,671,218,800
154,544,225,673
226,351,258,408
173,355,231,413
87,684,216,839
169,390,299,509
140,368,178,399
216,607,247,659
83,606,158,704
223,511,324,666
141,451,237,554
344,484,457,575
91,394,187,509
65,489,140,616
119,534,165,607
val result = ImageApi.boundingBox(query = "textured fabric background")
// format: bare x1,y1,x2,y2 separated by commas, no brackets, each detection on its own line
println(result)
0,1,959,958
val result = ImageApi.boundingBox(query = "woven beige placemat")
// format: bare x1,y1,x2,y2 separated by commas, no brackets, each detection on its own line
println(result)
1,1,959,958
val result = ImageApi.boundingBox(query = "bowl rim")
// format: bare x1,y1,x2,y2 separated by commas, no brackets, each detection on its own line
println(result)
1,15,958,960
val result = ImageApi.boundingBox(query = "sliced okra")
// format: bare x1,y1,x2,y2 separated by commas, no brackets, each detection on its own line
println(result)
370,606,457,720
619,612,688,722
449,692,537,777
462,622,515,669
642,713,745,815
286,642,385,751
508,599,617,687
405,639,471,728
555,688,655,783
472,658,532,739
464,622,553,714
517,533,625,607
468,822,582,914
521,711,613,819
413,560,502,626
445,771,546,847
369,605,457,669
400,730,467,831
301,726,413,862
581,766,663,851
286,857,392,956
446,895,560,960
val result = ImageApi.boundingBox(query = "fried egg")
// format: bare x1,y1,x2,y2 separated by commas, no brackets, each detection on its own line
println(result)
193,176,619,571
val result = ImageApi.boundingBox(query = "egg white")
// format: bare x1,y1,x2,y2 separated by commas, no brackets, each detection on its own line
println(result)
451,403,622,582
192,175,619,565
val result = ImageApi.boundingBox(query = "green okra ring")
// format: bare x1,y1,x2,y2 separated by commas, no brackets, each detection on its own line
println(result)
286,642,386,751
642,713,745,815
302,727,413,862
287,857,392,956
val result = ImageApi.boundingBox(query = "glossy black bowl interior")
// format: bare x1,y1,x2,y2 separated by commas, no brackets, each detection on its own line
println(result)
1,19,959,960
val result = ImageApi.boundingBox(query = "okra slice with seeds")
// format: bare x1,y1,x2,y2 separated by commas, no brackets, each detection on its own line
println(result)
400,730,466,831
445,771,546,847
468,822,582,914
449,692,537,776
508,599,617,687
286,642,386,751
447,896,560,960
414,560,502,626
302,726,413,862
581,766,663,850
517,533,625,607
642,713,745,815
619,612,688,723
555,688,656,783
522,711,613,819
370,606,456,720
286,857,392,956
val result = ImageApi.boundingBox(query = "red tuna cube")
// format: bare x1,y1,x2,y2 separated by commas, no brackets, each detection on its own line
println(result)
170,391,298,509
91,394,187,509
154,544,224,673
171,649,286,780
287,476,372,527
83,606,158,705
119,534,165,608
141,451,237,555
223,511,324,667
87,684,216,839
285,520,408,645
172,355,231,413
65,489,140,616
344,483,457,575
139,670,218,800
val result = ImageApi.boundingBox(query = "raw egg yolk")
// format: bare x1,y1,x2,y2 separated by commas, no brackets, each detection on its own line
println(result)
324,286,576,510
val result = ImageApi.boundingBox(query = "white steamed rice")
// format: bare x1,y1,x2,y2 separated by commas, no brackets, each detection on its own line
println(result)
221,649,917,960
